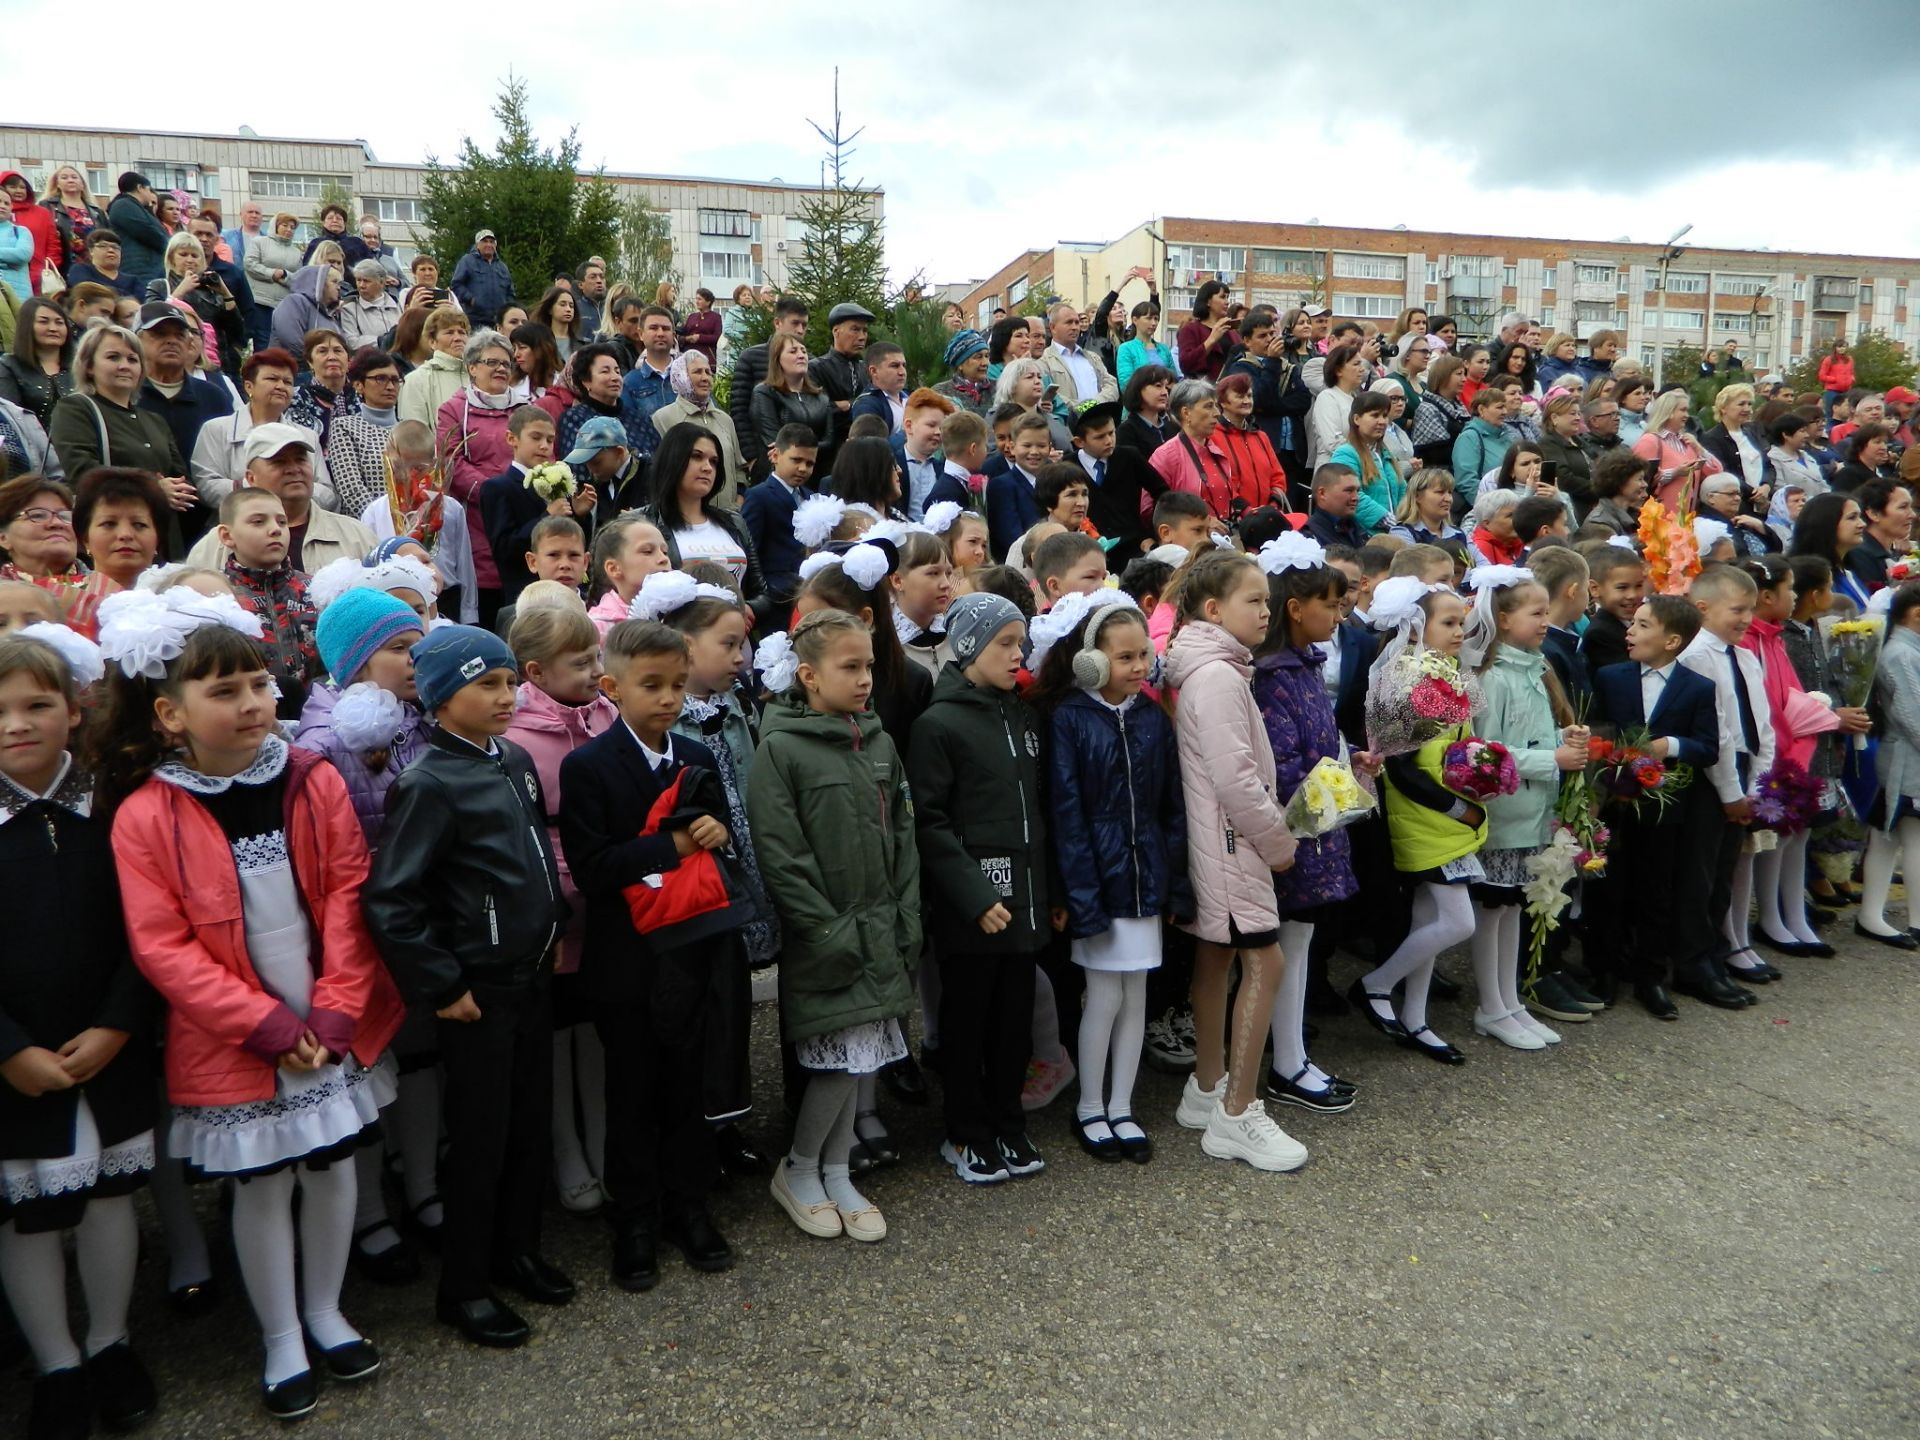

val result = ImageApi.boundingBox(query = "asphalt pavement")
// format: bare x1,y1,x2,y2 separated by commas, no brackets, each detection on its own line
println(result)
8,932,1917,1440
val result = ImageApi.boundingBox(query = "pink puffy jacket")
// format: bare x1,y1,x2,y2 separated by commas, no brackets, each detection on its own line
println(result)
1164,621,1297,943
504,683,620,974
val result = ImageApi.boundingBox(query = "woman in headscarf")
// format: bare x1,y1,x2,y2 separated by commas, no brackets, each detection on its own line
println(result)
648,347,749,502
933,329,993,416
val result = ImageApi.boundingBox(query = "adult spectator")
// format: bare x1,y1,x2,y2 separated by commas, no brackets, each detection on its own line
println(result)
1213,373,1287,514
105,172,170,291
1330,390,1405,533
1038,301,1119,407
0,392,60,485
654,281,681,327
36,164,108,279
651,349,747,503
1767,408,1828,502
191,347,335,509
66,228,141,299
1580,450,1646,537
604,294,644,371
1789,493,1871,611
130,302,232,490
1308,341,1365,469
1494,312,1529,350
327,349,408,519
1148,379,1241,523
556,342,651,463
0,297,75,427
1536,332,1582,391
185,423,375,573
244,211,304,331
810,301,875,465
357,217,402,290
1535,393,1594,512
339,259,401,352
1114,300,1173,393
186,211,259,357
1577,329,1621,383
722,283,758,352
399,253,454,314
1578,395,1625,464
1409,353,1470,470
75,465,168,593
1119,363,1176,455
532,285,584,361
1491,341,1536,398
1699,382,1771,507
985,313,1032,382
933,329,993,417
992,357,1073,453
450,228,516,327
574,259,607,337
726,295,808,441
677,287,722,365
299,204,368,269
399,306,472,427
564,414,649,521
1385,331,1432,419
749,333,832,477
63,283,119,328
1177,279,1237,383
222,201,265,271
617,304,678,455
0,173,57,294
1451,387,1514,512
1830,390,1886,450
510,321,566,403
1699,472,1777,556
148,233,245,377
637,422,764,599
46,323,191,556
1632,389,1722,509
270,263,345,354
1833,424,1900,492
1304,463,1367,549
284,330,361,450
0,474,120,633
1844,477,1913,591
435,329,518,614
1885,385,1917,449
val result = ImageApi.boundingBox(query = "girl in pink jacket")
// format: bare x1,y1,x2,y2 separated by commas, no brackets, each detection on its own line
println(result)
504,604,619,1216
1161,548,1305,1174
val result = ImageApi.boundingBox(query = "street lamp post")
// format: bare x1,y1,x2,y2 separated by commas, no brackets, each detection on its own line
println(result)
1653,223,1693,390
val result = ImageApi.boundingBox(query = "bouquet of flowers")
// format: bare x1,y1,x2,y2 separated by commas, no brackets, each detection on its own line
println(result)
1521,828,1583,984
1818,614,1885,752
1365,651,1478,756
1886,554,1920,585
1283,757,1377,838
384,456,447,551
524,461,578,504
1751,758,1825,835
1585,728,1692,816
1441,738,1520,800
1637,498,1701,596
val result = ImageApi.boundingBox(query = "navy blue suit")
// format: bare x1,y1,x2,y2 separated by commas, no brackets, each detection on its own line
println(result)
1591,659,1723,984
1330,619,1377,750
1544,625,1587,704
849,389,902,434
924,464,973,513
740,475,810,600
986,466,1045,561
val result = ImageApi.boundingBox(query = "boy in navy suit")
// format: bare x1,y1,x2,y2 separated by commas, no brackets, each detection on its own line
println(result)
739,424,820,614
925,409,987,513
985,413,1054,560
1529,544,1591,704
1592,596,1722,1017
1580,547,1646,688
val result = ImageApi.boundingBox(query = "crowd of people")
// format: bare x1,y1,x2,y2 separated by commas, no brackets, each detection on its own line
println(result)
4,172,1920,1437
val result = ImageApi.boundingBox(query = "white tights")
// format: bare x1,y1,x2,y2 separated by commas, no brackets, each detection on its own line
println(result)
1860,819,1920,936
1267,919,1334,1090
1360,882,1475,1035
1469,901,1525,1018
0,1197,139,1374
231,1161,360,1386
1723,851,1756,960
1755,831,1819,945
1075,971,1147,1129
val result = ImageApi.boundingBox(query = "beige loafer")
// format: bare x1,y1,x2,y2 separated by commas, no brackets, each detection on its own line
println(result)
770,1163,843,1238
836,1203,887,1243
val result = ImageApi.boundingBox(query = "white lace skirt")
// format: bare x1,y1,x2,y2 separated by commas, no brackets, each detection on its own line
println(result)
170,1052,396,1177
0,1095,154,1210
1072,916,1164,973
796,1019,907,1075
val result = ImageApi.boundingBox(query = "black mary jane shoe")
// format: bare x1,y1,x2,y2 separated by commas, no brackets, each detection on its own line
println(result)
1070,1113,1124,1162
262,1369,318,1423
29,1366,90,1440
86,1339,158,1432
1346,980,1409,1042
405,1195,445,1252
853,1111,899,1165
307,1335,382,1383
1754,931,1811,960
1855,920,1919,951
880,1051,930,1106
350,1223,421,1285
1399,1026,1467,1066
1263,1068,1357,1114
1105,1115,1153,1164
166,1277,220,1318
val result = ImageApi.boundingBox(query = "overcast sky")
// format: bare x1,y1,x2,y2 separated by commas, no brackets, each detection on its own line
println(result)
11,0,1920,284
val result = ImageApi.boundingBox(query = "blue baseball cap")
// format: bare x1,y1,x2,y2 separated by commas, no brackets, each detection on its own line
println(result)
563,416,629,465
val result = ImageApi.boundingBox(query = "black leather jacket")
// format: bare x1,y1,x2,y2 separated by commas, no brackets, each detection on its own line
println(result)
363,729,568,1008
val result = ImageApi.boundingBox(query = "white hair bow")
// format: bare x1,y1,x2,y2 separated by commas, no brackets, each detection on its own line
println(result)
627,570,737,623
17,623,104,688
1255,532,1326,576
753,630,799,693
96,587,265,680
1026,590,1135,671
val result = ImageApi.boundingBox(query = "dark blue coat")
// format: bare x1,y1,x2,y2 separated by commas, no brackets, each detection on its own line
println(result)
1253,644,1358,914
849,388,901,433
986,466,1045,561
1329,618,1376,749
1591,661,1719,770
477,466,548,606
739,475,810,597
1047,690,1190,939
1543,625,1587,704
924,463,973,513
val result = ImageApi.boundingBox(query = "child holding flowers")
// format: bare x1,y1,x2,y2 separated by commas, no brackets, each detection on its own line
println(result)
1857,581,1920,946
1459,566,1588,1051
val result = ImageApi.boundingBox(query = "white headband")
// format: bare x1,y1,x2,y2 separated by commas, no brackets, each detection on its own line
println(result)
1026,590,1136,671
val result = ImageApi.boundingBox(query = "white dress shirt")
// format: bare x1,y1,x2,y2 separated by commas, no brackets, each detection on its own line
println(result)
1678,631,1775,802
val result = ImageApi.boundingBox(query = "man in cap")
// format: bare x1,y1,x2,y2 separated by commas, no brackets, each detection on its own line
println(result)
809,301,876,467
134,301,235,540
564,414,649,520
106,171,171,291
1305,304,1332,353
186,423,377,571
451,228,516,328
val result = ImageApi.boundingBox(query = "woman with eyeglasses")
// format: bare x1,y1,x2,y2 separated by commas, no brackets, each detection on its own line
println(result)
436,329,518,622
0,474,118,637
1386,332,1432,422
46,324,192,550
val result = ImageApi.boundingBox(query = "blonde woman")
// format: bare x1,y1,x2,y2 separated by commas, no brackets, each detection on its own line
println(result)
1390,466,1468,548
398,305,472,427
38,164,109,276
1536,331,1582,391
146,233,245,375
1631,389,1722,510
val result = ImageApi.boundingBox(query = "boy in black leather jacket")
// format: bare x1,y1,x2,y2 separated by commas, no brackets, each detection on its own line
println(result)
362,626,573,1351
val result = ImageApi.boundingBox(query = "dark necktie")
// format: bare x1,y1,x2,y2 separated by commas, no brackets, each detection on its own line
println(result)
1726,647,1760,752
1093,459,1106,487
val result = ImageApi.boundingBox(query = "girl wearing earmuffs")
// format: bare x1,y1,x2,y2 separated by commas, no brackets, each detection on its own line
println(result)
1028,591,1188,1164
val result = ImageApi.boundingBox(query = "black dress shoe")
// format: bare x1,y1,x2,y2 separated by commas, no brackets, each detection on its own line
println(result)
492,1252,575,1306
611,1223,660,1293
351,1223,421,1285
261,1369,318,1422
85,1339,158,1431
166,1278,219,1318
29,1366,89,1440
435,1293,529,1349
662,1208,734,1273
1585,971,1621,1007
1429,969,1463,1001
714,1124,772,1178
307,1336,381,1382
1855,920,1919,951
1400,1025,1466,1065
1674,976,1750,1010
1633,983,1680,1021
880,1051,929,1105
1347,980,1408,1041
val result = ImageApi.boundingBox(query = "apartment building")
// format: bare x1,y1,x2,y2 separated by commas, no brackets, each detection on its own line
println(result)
964,217,1920,376
0,123,869,297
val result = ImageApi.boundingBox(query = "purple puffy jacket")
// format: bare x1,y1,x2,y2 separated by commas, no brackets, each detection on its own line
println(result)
292,681,433,846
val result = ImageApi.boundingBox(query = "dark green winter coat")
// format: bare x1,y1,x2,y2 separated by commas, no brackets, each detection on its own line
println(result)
745,696,919,1044
908,662,1051,957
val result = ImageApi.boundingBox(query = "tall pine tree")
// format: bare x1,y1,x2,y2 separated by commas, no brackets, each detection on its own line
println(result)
784,72,892,357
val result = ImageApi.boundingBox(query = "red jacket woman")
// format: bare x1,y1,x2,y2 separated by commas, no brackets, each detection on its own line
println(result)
1213,421,1288,512
113,746,404,1106
1818,350,1855,396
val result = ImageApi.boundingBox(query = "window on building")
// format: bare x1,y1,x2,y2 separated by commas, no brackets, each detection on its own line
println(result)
1573,300,1614,322
1792,280,1806,300
141,163,202,194
977,298,995,327
699,250,755,282
85,168,109,198
1792,317,1804,342
1009,277,1029,306
1893,322,1907,342
1502,266,1517,289
1539,305,1555,328
250,172,339,200
1861,283,1874,306
1162,288,1197,318
1333,293,1402,319
1250,248,1314,275
373,198,423,224
1716,274,1771,296
697,208,752,238
1332,253,1405,281
1541,266,1557,291
1897,285,1909,309
1167,245,1245,280
1426,262,1441,285
1663,272,1708,294
1718,314,1754,333
1575,263,1619,286
1451,255,1497,277
1642,309,1704,329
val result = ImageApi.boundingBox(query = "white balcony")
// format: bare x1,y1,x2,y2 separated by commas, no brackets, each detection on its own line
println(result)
1571,280,1619,303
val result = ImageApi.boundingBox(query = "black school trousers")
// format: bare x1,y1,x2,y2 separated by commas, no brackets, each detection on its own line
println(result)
939,947,1038,1154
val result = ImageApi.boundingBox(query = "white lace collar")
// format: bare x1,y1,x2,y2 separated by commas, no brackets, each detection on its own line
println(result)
154,732,289,796
0,753,92,824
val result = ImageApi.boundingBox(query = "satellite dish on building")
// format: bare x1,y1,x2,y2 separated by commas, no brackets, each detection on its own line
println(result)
238,125,259,138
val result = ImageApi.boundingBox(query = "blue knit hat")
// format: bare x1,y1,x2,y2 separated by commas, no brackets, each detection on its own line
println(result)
411,624,516,713
316,589,423,685
942,329,988,370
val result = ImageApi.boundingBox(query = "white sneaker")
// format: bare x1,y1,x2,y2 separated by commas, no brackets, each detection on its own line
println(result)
1175,1073,1225,1129
1201,1101,1308,1172
1510,1007,1562,1045
1473,1010,1546,1050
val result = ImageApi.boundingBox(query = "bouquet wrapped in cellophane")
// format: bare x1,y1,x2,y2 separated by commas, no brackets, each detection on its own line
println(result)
1365,650,1482,757
1818,614,1884,752
1284,756,1377,838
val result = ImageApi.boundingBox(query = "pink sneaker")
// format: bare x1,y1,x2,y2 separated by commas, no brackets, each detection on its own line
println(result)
1020,1053,1076,1112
